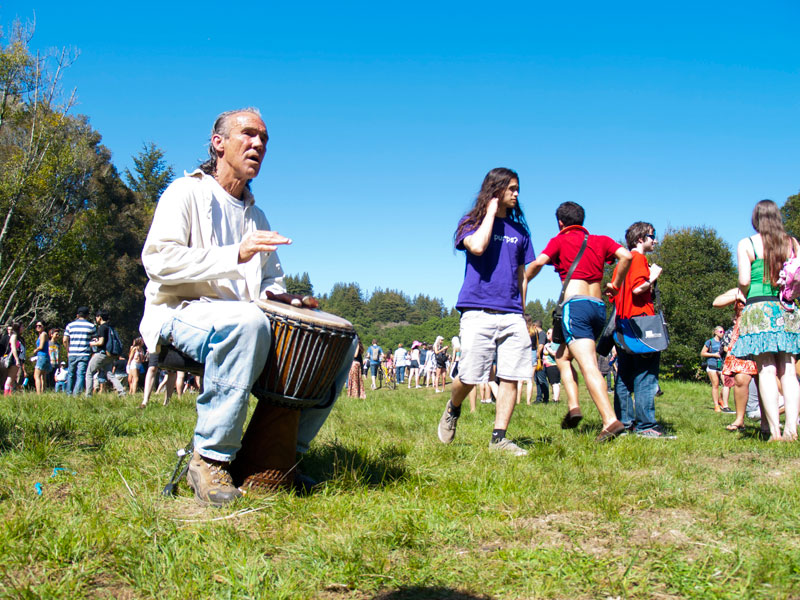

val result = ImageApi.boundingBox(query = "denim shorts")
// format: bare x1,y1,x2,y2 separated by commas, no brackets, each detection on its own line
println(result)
35,353,52,372
562,296,607,344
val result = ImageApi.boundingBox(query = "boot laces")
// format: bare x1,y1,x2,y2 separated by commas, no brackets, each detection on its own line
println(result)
207,461,234,487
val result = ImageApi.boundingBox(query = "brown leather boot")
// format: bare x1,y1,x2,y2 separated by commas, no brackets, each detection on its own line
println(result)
186,451,242,507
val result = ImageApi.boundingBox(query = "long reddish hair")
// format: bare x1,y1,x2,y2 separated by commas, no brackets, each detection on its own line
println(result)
752,199,791,286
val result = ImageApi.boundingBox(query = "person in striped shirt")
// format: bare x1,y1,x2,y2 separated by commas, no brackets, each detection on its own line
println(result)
63,306,96,395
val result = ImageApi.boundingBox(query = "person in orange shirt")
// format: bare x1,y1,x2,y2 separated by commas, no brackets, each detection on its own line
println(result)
611,222,674,438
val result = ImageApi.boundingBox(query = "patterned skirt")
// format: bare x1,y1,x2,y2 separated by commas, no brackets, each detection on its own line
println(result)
722,303,757,376
347,361,366,399
732,299,800,359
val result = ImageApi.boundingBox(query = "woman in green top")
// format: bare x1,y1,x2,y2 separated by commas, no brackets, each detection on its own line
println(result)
732,200,800,441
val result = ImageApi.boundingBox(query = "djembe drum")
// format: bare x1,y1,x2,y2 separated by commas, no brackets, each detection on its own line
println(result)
228,299,356,491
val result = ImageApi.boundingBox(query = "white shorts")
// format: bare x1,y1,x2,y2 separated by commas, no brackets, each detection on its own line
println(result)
457,310,533,384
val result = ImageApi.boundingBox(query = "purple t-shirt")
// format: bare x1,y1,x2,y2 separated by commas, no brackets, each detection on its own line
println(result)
455,216,535,313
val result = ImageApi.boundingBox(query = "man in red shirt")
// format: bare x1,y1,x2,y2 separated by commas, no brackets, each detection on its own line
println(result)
611,222,672,438
526,202,631,442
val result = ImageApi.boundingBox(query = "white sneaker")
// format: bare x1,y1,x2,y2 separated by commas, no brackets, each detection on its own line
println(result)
489,438,528,456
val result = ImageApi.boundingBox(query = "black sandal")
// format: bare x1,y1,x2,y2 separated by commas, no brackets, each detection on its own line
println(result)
561,408,583,429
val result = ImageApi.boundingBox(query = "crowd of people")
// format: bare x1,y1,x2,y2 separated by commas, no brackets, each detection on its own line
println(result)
434,170,800,454
348,337,459,397
0,306,198,407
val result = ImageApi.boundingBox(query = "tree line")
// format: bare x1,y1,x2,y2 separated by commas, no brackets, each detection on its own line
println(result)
0,22,171,347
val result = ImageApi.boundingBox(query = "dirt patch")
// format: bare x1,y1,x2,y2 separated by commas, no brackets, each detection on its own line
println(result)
509,508,708,558
695,451,766,473
2,564,49,594
86,571,137,599
626,508,695,547
316,586,372,599
690,453,800,485
512,511,615,555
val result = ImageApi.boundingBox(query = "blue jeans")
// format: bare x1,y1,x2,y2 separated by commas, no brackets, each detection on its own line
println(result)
159,299,354,462
396,365,405,383
55,381,67,392
67,355,90,395
85,352,114,395
535,369,549,402
613,351,660,431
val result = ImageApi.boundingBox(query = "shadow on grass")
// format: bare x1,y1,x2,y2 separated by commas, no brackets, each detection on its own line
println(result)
740,424,769,441
514,435,554,447
573,418,680,437
372,587,493,600
304,441,408,488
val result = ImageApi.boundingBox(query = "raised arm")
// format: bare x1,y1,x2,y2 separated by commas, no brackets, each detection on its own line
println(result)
632,264,662,295
606,247,633,295
700,341,719,359
461,199,498,256
525,253,551,281
712,287,747,308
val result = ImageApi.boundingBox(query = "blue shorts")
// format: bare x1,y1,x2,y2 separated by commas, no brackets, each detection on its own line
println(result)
370,361,380,376
562,297,606,344
35,354,52,372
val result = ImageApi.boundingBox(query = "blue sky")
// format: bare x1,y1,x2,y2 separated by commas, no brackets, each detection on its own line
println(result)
7,2,800,308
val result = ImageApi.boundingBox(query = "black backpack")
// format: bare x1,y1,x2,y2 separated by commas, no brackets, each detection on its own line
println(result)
106,327,123,358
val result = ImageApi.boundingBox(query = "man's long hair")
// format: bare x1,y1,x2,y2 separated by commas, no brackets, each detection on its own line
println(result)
454,168,529,245
199,107,263,176
752,199,791,287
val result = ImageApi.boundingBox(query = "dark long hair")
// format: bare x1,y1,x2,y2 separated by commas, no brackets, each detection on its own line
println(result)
454,168,529,244
751,199,791,287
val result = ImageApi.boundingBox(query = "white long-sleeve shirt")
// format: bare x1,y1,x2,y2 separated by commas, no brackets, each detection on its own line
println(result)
139,170,286,352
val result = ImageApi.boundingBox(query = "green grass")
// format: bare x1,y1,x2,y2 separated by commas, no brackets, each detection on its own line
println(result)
1,380,799,599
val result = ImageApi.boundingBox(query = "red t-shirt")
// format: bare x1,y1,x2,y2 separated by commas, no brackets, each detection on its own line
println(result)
612,250,655,319
541,225,621,283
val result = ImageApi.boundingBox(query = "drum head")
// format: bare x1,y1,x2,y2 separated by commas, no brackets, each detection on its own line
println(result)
256,299,354,330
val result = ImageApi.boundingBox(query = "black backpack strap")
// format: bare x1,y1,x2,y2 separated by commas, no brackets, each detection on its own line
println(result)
557,233,589,305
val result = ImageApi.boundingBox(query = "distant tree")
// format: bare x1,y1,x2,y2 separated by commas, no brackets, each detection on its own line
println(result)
542,299,557,330
284,272,313,296
125,142,175,204
0,20,99,324
652,226,737,378
525,299,546,323
368,314,460,355
318,282,365,325
411,294,446,322
366,289,411,324
524,299,556,330
781,190,800,239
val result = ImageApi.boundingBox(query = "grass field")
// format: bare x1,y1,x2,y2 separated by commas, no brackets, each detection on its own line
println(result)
1,378,799,599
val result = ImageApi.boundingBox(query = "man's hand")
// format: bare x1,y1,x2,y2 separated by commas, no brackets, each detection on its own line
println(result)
649,263,663,282
265,290,319,309
238,231,292,264
605,282,619,297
